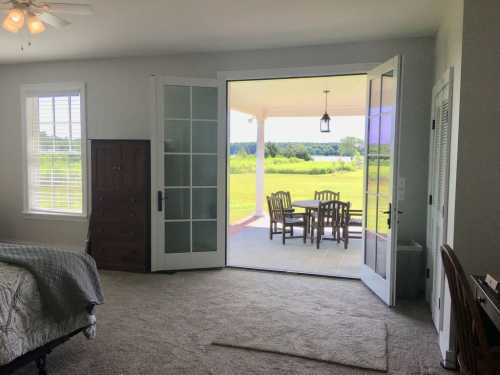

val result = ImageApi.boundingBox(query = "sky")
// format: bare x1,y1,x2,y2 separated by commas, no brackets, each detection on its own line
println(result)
229,110,365,143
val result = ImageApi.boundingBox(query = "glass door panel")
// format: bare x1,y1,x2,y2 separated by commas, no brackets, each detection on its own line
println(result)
157,79,221,269
361,56,401,306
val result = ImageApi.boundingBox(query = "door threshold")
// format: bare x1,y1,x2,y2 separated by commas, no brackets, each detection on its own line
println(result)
226,265,361,280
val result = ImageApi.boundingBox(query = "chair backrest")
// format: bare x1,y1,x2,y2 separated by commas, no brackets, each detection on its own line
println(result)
267,195,285,223
315,190,340,201
318,200,336,227
335,200,350,227
273,191,293,209
440,245,493,375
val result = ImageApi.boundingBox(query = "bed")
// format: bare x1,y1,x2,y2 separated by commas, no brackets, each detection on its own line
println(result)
0,243,103,375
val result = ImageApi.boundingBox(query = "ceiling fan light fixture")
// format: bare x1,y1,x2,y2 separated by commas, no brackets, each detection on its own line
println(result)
7,7,25,28
2,15,20,33
27,14,45,34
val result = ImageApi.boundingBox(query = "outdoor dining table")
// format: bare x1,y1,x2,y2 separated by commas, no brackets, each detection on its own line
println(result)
292,199,327,210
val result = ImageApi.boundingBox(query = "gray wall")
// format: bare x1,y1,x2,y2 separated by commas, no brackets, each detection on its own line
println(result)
0,37,434,249
454,0,500,275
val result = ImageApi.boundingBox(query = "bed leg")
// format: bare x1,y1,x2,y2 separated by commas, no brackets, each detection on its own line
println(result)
36,355,48,375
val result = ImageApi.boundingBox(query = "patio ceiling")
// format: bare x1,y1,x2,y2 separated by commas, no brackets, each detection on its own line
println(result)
228,75,368,119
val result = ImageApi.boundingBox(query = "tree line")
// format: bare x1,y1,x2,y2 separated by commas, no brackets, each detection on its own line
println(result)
230,138,364,160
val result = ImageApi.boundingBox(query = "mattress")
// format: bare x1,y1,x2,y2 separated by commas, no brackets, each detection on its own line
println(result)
0,262,91,366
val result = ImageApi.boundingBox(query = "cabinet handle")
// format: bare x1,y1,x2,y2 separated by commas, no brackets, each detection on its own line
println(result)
477,296,485,304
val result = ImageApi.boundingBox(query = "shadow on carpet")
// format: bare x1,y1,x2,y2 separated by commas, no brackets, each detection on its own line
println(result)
211,314,388,372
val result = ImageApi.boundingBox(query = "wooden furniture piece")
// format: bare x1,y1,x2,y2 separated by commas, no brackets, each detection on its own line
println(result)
314,190,340,201
293,199,329,239
347,208,363,240
272,191,295,213
471,275,500,338
90,140,151,272
334,201,351,249
267,195,307,245
441,245,500,375
309,200,336,249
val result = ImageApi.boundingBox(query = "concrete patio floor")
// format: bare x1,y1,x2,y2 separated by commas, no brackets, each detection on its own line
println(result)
228,216,363,278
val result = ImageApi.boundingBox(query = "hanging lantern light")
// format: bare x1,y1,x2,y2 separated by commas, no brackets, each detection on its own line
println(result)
320,89,331,133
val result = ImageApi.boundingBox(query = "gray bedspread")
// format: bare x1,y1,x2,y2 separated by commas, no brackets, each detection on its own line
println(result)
0,243,104,322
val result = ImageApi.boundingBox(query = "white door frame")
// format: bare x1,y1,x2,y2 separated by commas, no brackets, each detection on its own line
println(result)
217,62,378,268
426,67,453,330
150,76,224,271
359,56,402,306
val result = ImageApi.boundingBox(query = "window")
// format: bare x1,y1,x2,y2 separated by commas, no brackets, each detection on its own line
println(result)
22,83,87,218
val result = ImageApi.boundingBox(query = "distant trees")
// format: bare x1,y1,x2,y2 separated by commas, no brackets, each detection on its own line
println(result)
231,140,364,158
338,137,364,157
265,142,279,158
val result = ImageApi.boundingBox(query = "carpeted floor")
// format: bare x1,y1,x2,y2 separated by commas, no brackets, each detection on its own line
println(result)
13,269,452,374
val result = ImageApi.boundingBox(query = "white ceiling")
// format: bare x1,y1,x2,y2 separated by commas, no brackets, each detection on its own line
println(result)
229,75,367,119
0,0,446,64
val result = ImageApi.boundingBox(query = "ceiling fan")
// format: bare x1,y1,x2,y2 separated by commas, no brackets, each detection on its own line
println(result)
0,0,93,34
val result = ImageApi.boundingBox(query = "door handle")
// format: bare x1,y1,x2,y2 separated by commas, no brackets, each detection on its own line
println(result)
383,203,392,229
157,191,167,212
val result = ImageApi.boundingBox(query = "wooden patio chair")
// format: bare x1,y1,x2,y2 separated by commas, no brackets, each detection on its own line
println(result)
441,245,500,375
314,190,340,201
310,200,336,249
272,191,295,213
334,201,351,249
267,195,307,245
347,208,363,240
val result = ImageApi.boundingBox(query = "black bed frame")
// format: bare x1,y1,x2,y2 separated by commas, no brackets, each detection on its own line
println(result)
0,325,90,375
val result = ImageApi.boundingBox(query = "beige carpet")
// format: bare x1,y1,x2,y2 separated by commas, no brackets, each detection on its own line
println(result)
213,315,387,371
11,269,450,375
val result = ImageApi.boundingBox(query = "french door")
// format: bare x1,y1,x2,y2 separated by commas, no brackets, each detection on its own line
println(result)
152,77,225,271
361,56,401,306
427,68,453,329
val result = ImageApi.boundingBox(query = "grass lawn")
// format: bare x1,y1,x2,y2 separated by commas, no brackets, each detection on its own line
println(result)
229,169,363,223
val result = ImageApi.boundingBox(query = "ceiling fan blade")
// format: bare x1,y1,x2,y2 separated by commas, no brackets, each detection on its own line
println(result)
40,2,93,15
37,11,71,28
0,3,12,11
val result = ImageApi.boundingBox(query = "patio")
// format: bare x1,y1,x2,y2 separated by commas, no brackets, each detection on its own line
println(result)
228,216,363,278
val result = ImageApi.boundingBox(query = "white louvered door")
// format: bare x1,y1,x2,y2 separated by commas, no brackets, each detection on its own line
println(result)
426,69,453,330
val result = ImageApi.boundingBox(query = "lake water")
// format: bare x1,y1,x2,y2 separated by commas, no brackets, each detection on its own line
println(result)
311,155,353,162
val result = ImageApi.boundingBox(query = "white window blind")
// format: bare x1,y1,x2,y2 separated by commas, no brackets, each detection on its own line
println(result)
24,87,85,216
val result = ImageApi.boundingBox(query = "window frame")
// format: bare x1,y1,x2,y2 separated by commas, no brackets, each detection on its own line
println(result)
20,82,88,220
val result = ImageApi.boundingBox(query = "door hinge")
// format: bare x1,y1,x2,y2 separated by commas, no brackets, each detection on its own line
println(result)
428,194,433,205
432,119,436,130
426,268,430,279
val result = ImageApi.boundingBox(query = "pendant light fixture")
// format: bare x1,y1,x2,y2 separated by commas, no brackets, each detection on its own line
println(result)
320,89,331,133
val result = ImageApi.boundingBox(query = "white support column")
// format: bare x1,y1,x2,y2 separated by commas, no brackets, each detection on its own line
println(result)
255,116,266,217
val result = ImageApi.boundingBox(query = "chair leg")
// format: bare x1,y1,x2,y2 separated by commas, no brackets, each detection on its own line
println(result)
291,226,294,236
282,224,286,245
316,228,321,249
303,225,307,243
269,220,273,240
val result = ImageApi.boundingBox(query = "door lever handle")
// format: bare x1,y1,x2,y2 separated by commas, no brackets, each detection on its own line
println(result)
157,191,167,212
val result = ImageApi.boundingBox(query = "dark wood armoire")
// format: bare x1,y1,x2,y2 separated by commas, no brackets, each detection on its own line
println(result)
90,140,150,272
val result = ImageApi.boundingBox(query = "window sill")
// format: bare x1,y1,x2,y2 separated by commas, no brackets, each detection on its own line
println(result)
22,211,88,222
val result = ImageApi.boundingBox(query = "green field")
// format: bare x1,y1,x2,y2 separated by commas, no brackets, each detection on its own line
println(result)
230,170,364,223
